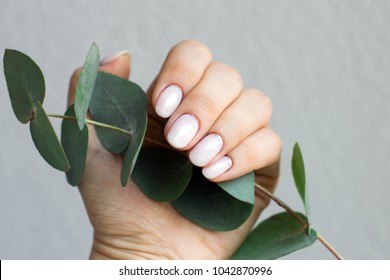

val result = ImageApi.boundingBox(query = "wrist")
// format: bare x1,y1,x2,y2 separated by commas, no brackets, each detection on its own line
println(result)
89,231,180,260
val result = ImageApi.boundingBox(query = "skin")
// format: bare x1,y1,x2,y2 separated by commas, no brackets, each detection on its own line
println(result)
67,40,281,259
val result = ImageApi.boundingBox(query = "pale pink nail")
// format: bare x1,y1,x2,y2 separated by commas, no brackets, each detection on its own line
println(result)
202,156,232,179
100,50,131,65
189,134,223,167
155,85,183,118
167,114,199,149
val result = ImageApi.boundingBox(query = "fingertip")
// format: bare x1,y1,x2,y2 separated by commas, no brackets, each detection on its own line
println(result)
68,67,82,106
99,51,131,79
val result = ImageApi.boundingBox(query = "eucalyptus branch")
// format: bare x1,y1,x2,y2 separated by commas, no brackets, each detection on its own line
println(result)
47,113,183,154
254,183,343,260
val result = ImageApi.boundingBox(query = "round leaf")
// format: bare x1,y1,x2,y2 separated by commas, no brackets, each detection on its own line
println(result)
61,105,89,186
172,168,254,231
231,212,317,260
218,171,255,204
3,49,45,123
132,147,193,201
30,102,70,172
89,71,147,154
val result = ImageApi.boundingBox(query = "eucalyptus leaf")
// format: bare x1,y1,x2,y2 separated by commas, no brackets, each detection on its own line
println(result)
120,112,148,187
3,49,45,124
30,102,70,172
132,147,193,201
231,212,317,260
172,168,254,231
89,71,147,154
218,172,255,204
75,42,100,130
61,105,89,186
292,143,311,225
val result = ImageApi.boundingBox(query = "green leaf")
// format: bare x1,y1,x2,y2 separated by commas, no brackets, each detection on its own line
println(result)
89,71,147,154
231,212,317,260
218,172,255,204
132,147,193,201
3,49,45,124
172,168,254,231
75,42,100,130
292,143,311,225
30,102,70,172
61,105,89,186
120,112,148,187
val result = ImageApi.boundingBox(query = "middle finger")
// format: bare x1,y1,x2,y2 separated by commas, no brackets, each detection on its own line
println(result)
165,62,243,149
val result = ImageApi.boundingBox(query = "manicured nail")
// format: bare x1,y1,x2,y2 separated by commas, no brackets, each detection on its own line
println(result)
202,156,232,179
100,50,131,65
155,85,183,118
167,114,199,149
189,134,223,167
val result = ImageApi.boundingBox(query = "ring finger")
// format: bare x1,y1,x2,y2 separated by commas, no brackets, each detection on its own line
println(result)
188,88,272,167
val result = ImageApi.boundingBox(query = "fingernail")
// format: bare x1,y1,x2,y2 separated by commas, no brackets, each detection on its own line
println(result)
167,114,199,149
100,50,131,65
202,156,232,179
189,134,223,167
155,85,183,118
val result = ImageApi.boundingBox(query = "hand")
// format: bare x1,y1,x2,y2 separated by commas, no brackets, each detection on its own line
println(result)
67,40,281,259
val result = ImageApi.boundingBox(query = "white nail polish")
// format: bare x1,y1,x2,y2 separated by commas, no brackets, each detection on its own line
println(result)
100,50,131,65
155,85,183,118
167,114,199,149
189,134,223,167
202,156,232,179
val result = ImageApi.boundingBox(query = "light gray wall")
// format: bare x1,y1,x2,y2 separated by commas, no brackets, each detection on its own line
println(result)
1,0,389,259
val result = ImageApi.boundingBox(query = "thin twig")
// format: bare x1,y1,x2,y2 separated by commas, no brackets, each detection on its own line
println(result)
254,183,344,260
255,183,306,225
316,233,343,260
47,114,131,135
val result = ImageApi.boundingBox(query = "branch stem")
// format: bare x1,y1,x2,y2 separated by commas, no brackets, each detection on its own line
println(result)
316,233,343,260
254,183,344,260
47,114,131,135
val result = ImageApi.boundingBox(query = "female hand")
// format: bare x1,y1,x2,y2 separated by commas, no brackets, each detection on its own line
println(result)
68,40,281,259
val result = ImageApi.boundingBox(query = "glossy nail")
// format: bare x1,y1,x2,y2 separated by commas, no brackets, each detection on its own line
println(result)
167,114,199,149
189,134,223,167
202,156,232,179
100,50,131,65
155,85,183,118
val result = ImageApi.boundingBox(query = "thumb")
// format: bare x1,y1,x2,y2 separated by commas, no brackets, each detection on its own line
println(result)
67,51,131,106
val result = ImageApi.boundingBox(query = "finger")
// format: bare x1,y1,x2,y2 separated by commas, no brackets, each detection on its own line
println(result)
67,51,131,106
188,88,272,167
152,40,212,118
202,127,282,182
164,62,243,149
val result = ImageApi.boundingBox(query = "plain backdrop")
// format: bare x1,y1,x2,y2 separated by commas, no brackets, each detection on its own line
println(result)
1,0,389,260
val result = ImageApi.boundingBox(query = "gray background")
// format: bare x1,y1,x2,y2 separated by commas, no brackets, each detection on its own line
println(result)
0,0,389,259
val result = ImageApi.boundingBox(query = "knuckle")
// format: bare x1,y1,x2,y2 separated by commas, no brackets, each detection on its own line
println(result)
245,88,273,116
271,131,282,151
212,62,243,87
240,141,257,166
172,39,212,60
192,93,217,116
168,63,199,85
266,129,282,153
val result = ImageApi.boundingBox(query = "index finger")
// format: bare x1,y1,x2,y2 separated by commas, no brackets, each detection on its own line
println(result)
152,40,212,118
